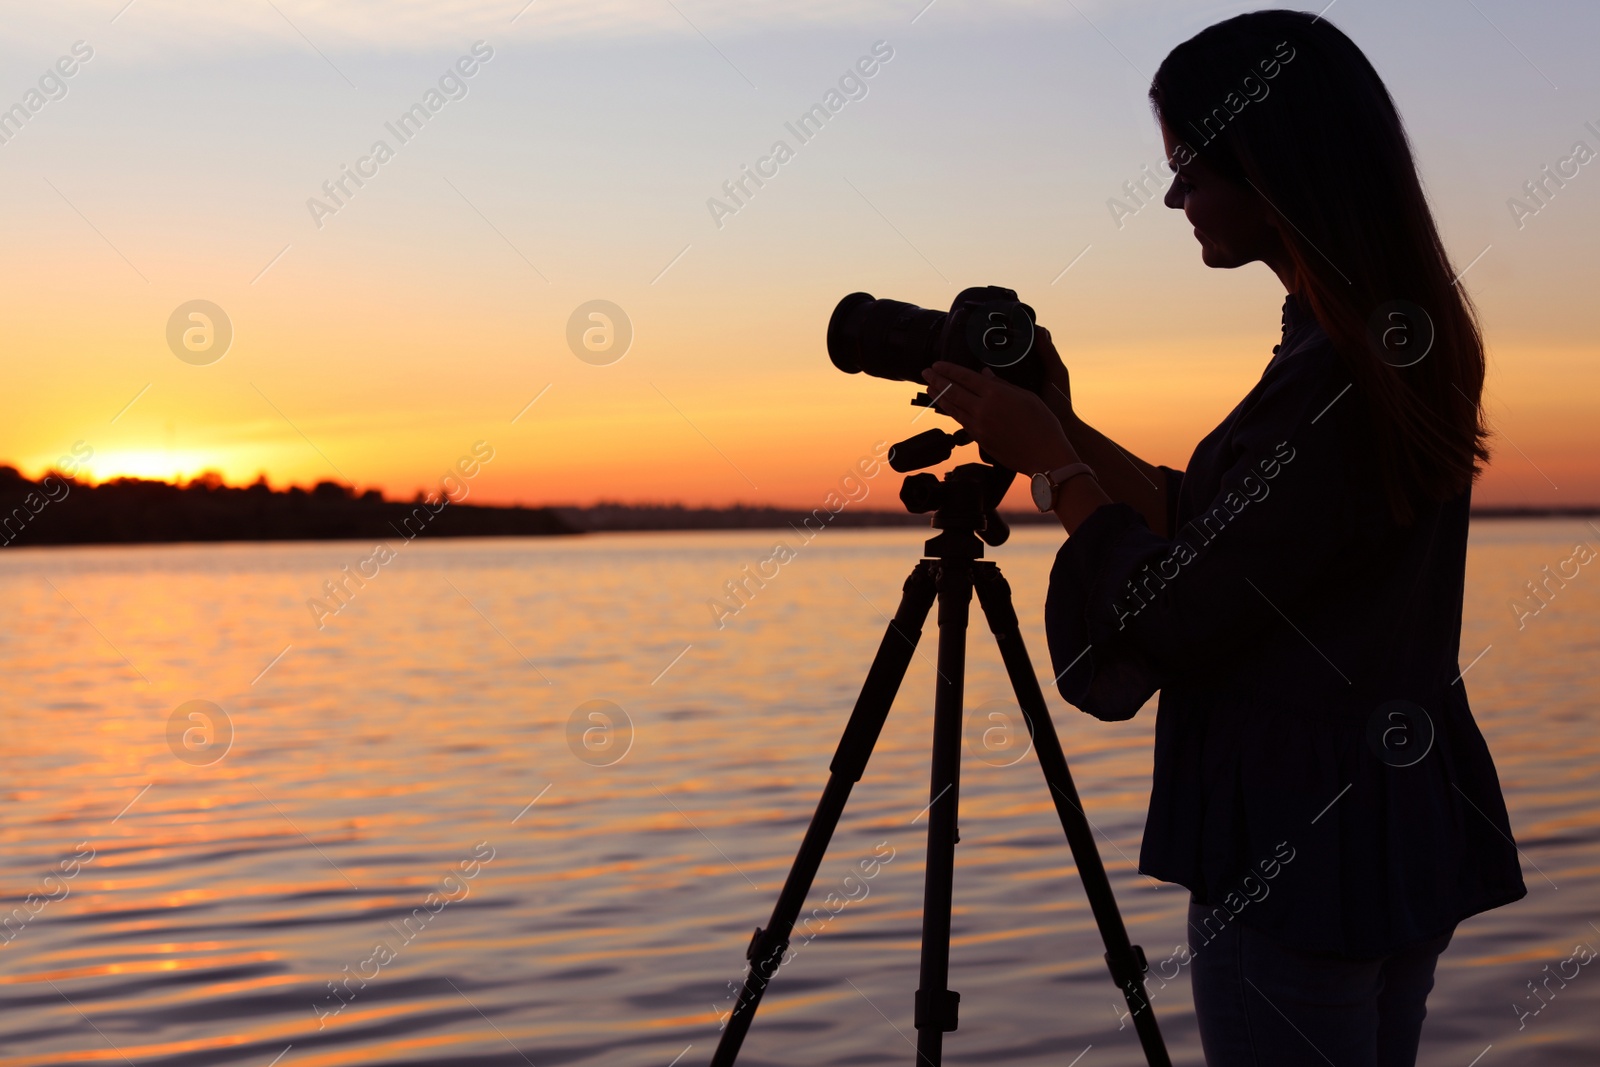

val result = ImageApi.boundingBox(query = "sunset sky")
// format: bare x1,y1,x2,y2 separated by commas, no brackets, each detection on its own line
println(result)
3,0,1596,508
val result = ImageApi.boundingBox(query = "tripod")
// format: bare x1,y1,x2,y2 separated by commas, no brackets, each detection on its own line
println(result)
709,455,1170,1066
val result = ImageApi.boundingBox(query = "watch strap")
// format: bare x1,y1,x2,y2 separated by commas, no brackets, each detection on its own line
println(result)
1045,462,1096,490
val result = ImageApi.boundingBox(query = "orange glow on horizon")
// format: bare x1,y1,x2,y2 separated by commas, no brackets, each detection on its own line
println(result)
66,451,258,488
10,333,1594,512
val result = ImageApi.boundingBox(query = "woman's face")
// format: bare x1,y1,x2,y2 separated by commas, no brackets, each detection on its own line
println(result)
1160,123,1290,280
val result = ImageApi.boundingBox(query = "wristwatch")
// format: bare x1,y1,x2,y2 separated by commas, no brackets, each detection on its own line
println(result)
1031,462,1097,512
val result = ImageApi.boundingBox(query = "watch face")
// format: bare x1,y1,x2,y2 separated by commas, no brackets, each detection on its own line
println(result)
1030,472,1053,512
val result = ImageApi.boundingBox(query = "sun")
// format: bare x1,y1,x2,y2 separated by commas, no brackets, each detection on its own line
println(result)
72,450,248,486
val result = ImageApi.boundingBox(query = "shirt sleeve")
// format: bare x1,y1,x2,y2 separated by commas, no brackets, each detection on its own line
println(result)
1044,346,1378,721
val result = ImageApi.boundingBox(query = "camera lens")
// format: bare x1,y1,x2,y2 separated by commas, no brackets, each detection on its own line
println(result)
826,287,1041,392
826,293,949,384
825,293,875,374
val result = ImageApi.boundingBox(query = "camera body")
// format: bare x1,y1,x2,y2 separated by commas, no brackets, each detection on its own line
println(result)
827,285,1043,394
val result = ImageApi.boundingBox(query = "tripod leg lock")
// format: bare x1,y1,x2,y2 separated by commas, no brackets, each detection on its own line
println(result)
1104,944,1153,1017
745,926,789,972
914,988,960,1032
1104,943,1149,983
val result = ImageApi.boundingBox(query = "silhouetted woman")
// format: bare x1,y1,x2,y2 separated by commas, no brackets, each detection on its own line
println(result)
924,10,1525,1066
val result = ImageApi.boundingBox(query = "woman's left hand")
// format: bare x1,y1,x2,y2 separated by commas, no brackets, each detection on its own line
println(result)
922,362,1078,474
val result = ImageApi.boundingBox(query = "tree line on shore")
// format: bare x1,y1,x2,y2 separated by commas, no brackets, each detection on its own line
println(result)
0,469,573,547
0,467,1584,549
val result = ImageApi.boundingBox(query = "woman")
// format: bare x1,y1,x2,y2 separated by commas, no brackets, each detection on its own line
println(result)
924,11,1525,1067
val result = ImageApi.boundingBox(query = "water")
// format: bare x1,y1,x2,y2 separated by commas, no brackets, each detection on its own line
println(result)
0,521,1595,1066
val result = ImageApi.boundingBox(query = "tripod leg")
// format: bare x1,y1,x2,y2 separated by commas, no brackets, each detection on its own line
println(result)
913,559,972,1065
972,562,1172,1067
710,562,938,1067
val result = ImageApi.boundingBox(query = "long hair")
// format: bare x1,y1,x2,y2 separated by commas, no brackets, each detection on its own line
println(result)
1150,10,1489,525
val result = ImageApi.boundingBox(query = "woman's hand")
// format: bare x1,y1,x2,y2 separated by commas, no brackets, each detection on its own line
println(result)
1035,325,1076,427
921,361,1078,475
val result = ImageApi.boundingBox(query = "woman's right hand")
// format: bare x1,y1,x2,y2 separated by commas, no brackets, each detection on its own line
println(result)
1034,324,1075,427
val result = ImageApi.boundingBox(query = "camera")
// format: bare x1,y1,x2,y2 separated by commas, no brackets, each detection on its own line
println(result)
826,285,1043,393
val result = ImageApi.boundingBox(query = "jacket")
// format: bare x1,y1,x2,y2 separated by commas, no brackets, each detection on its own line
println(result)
1043,295,1526,957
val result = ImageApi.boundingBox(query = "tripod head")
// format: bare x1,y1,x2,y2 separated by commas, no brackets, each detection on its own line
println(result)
888,414,1016,559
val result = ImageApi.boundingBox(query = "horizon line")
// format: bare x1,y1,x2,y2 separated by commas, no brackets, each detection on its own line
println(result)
2,464,1596,516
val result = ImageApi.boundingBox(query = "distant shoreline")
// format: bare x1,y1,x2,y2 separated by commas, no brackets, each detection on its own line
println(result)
0,468,1592,548
547,503,1600,533
0,471,574,549
1467,506,1600,519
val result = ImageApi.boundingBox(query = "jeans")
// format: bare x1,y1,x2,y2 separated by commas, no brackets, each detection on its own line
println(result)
1187,901,1454,1067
